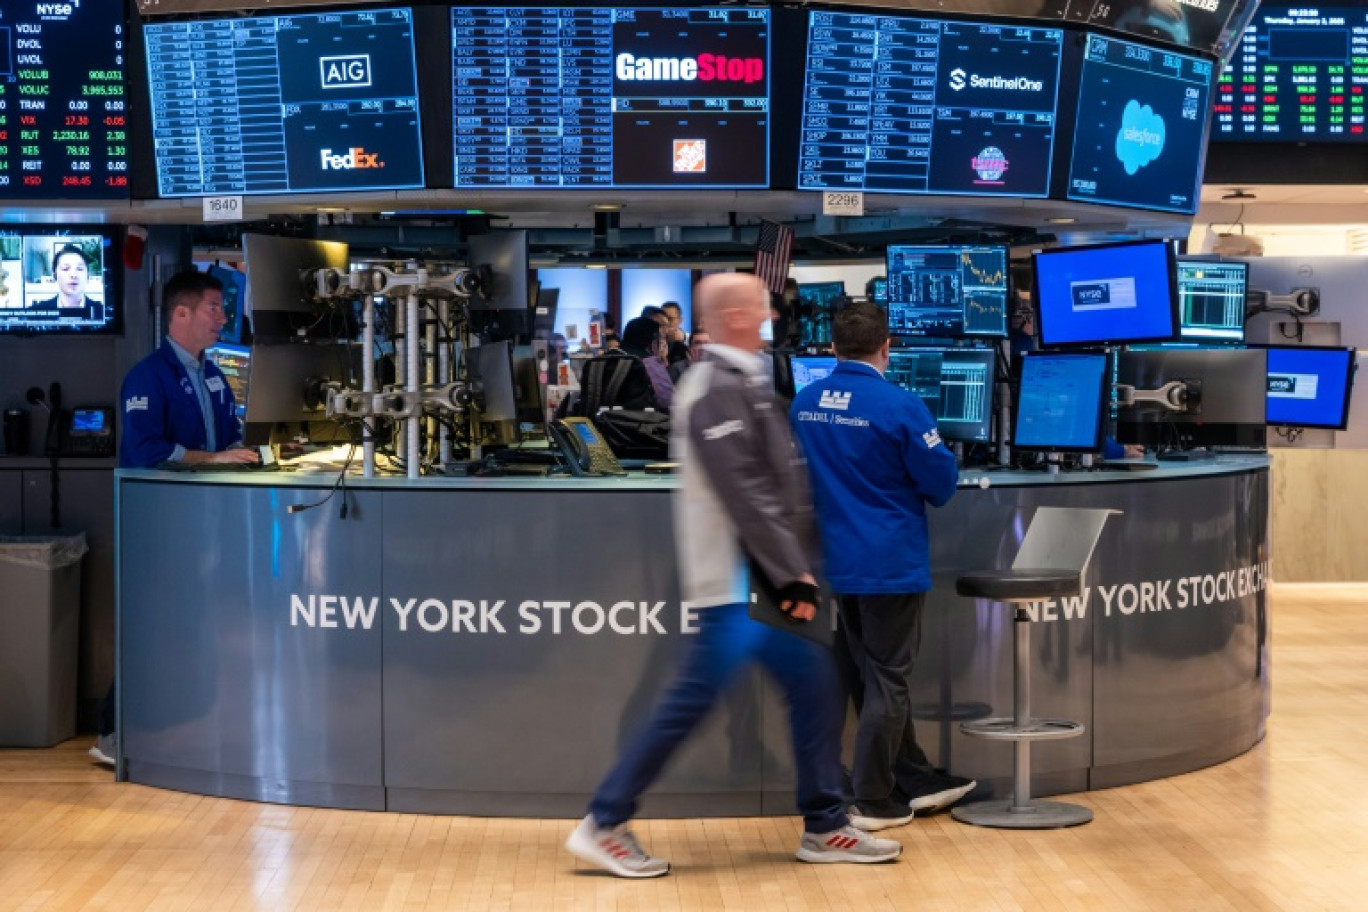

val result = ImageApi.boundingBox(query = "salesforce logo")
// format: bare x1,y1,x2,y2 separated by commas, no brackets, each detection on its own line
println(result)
948,67,1043,92
1115,100,1166,175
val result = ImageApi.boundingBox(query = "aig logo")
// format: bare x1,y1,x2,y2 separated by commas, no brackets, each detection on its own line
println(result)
321,55,372,89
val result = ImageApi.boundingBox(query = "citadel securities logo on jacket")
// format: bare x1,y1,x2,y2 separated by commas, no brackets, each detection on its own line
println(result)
791,359,959,594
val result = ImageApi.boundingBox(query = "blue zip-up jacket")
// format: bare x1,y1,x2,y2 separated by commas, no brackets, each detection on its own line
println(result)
119,340,242,468
791,360,959,594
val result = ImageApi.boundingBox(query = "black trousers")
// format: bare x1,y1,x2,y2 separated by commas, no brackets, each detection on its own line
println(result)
836,592,934,808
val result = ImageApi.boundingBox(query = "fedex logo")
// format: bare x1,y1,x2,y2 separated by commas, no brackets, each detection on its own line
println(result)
616,53,764,84
321,147,384,170
320,55,371,89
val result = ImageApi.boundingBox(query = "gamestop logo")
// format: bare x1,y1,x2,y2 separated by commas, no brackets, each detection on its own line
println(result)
321,147,384,170
321,55,372,89
949,67,1044,92
616,53,764,84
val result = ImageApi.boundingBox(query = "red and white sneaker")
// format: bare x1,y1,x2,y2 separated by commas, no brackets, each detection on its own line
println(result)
796,825,902,864
565,815,670,878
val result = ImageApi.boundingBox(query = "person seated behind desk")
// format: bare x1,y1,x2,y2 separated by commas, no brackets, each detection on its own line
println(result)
619,315,675,410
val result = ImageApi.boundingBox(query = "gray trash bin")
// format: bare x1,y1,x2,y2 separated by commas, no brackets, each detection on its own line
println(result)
0,534,87,747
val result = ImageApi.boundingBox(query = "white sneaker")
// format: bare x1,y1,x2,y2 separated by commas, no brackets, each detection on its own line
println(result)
796,825,902,864
847,803,915,832
88,734,116,767
565,814,670,878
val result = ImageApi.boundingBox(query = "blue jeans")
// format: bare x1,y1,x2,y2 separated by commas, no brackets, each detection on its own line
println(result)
589,603,848,835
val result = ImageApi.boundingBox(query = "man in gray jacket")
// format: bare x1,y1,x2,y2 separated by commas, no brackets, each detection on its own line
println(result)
566,273,901,877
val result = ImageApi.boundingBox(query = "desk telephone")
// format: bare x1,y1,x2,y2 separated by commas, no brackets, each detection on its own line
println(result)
31,383,115,458
547,417,625,476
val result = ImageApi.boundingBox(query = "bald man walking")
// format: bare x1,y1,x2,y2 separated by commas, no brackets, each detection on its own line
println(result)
565,273,901,877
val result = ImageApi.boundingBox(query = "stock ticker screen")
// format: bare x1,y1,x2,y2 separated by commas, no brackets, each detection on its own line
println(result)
0,1,128,198
798,11,1063,196
885,245,1009,338
452,7,769,188
145,8,424,197
1213,4,1368,140
1067,34,1215,214
886,347,995,443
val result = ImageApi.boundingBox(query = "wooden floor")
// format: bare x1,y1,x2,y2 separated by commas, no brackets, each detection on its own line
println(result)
2,584,1366,911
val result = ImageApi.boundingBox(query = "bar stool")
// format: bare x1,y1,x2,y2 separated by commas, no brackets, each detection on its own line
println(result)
951,506,1117,830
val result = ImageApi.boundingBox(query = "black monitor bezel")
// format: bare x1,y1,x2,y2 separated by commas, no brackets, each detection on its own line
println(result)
1012,350,1109,453
1250,343,1358,431
1033,238,1181,349
1175,257,1248,346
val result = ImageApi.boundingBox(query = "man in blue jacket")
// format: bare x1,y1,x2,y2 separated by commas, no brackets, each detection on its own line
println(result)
92,270,257,768
791,300,974,831
118,270,259,469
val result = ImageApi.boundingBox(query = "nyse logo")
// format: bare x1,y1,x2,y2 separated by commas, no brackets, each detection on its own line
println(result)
819,390,852,411
320,55,372,89
949,68,967,91
321,147,384,170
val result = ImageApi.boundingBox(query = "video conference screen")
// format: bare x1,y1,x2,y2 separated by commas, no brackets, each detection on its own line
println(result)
1014,352,1108,452
886,245,1009,338
798,11,1064,196
1264,345,1356,429
1178,260,1248,344
0,1,128,198
145,8,424,196
1067,34,1216,214
1214,4,1368,140
0,232,119,334
1034,240,1179,348
452,7,769,188
886,347,995,443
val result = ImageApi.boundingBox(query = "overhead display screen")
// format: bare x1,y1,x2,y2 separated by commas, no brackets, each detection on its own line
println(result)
798,11,1064,196
1067,34,1215,214
145,8,424,197
1213,4,1368,140
0,1,128,198
452,7,769,188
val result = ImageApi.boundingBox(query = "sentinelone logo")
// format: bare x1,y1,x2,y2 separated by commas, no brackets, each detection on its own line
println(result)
616,53,764,84
948,67,1044,92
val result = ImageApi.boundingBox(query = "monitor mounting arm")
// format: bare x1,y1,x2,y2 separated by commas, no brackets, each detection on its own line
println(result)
1245,287,1319,321
1115,380,1201,413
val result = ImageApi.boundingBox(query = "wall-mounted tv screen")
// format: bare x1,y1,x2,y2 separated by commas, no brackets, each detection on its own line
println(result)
1014,351,1109,452
798,11,1064,196
1260,344,1357,430
1178,260,1247,344
0,1,128,198
0,230,120,334
452,7,769,188
1067,34,1215,214
145,8,424,196
1033,239,1179,348
886,346,996,443
1214,3,1368,141
886,245,1008,338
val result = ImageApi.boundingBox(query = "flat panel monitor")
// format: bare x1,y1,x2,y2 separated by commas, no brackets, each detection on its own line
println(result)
210,266,247,345
886,347,995,443
243,234,349,341
245,342,360,424
0,230,121,335
468,340,518,423
452,7,770,188
1178,260,1247,344
1213,3,1368,141
886,245,1009,339
1033,239,1180,348
798,11,1064,196
1014,352,1109,452
0,1,128,198
1115,347,1267,450
1260,344,1357,430
206,344,252,419
468,231,529,312
1067,33,1216,214
868,276,888,305
796,281,844,347
788,355,838,394
145,8,424,196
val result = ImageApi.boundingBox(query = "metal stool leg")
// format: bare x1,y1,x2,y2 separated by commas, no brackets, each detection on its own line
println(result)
952,606,1093,829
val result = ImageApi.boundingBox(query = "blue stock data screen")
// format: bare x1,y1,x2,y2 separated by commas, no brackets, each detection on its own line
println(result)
452,7,770,188
1265,346,1355,429
1214,4,1368,140
1067,34,1215,214
1015,353,1107,452
146,9,424,197
799,11,1063,196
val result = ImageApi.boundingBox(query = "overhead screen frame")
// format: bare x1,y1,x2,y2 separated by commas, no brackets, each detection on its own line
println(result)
1252,343,1359,431
1032,238,1181,349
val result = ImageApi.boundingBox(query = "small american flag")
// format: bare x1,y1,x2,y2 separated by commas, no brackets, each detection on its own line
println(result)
752,220,794,295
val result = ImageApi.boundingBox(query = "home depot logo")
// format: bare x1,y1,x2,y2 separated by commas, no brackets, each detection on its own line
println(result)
320,147,384,170
673,140,706,173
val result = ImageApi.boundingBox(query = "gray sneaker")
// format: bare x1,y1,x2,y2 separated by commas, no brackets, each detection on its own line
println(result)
565,814,670,878
796,825,902,864
88,733,116,768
